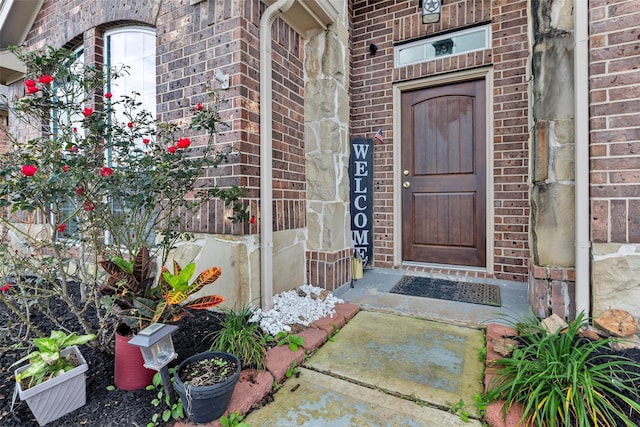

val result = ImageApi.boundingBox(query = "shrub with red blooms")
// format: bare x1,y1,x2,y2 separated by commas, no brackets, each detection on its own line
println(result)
0,45,248,349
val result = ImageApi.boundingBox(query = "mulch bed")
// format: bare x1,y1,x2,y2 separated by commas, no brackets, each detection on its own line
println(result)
0,284,233,427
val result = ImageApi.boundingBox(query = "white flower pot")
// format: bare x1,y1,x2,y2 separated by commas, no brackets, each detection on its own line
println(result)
14,345,88,426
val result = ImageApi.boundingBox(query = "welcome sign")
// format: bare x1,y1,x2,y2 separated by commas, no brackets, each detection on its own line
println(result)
350,138,373,265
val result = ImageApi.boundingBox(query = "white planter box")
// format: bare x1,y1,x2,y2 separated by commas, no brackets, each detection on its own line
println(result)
15,346,88,426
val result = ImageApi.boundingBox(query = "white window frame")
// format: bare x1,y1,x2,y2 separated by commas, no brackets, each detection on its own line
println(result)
394,25,491,68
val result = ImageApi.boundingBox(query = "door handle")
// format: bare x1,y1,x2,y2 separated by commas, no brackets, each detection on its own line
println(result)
403,170,410,176
403,181,410,188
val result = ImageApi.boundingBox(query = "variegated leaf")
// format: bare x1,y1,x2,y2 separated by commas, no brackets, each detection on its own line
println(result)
165,290,187,305
188,267,222,294
151,299,168,323
185,295,225,310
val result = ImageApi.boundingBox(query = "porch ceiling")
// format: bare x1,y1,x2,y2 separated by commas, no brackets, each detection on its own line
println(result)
0,0,44,84
262,0,338,36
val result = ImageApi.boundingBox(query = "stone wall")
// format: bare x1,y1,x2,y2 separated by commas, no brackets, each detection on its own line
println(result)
528,0,577,319
304,1,352,290
589,0,640,317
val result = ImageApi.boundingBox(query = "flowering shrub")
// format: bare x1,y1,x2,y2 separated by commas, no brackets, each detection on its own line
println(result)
0,46,246,348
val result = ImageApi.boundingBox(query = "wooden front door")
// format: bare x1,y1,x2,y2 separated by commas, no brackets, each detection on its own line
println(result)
401,80,486,267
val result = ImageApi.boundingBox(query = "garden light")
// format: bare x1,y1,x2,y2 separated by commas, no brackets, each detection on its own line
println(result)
129,323,178,370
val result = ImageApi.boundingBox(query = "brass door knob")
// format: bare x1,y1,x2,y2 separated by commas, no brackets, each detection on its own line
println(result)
403,170,410,176
403,181,410,188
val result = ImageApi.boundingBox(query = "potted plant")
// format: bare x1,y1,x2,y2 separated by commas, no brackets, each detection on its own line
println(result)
172,351,242,423
99,248,226,390
12,330,95,426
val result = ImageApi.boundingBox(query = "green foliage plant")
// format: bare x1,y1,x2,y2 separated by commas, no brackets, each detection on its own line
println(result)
100,250,225,331
220,411,250,427
449,399,470,422
0,45,247,348
145,369,184,426
487,311,640,427
267,331,305,352
11,330,95,388
207,305,268,370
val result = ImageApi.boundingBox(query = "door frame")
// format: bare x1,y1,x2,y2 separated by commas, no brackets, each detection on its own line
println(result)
392,67,494,273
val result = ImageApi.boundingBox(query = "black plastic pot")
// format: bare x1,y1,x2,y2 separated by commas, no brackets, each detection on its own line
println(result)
173,351,241,423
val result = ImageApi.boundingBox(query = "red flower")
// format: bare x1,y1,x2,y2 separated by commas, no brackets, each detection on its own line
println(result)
38,75,54,84
100,167,113,177
73,127,77,133
167,146,176,154
57,223,67,233
75,187,85,196
127,122,133,128
83,201,94,211
62,165,70,172
69,145,79,153
250,216,255,224
0,283,11,292
21,165,38,176
104,92,112,99
176,137,191,149
26,85,39,94
196,103,203,111
24,79,36,88
82,107,93,117
142,138,150,144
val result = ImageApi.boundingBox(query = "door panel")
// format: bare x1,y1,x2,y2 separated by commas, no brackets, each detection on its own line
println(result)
401,80,486,267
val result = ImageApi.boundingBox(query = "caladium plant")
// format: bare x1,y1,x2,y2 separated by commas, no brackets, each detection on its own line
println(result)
12,330,95,388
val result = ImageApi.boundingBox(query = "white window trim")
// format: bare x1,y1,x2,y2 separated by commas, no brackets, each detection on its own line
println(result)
394,25,491,68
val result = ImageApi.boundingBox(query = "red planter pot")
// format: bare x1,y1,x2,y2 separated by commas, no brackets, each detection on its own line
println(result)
114,328,155,391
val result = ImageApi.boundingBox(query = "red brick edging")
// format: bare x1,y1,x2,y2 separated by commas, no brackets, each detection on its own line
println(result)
484,324,530,427
174,303,360,427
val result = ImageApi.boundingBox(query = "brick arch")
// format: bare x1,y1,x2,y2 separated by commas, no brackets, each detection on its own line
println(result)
26,0,162,50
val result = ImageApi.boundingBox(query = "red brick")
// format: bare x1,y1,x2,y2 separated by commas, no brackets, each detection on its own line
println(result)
264,345,306,384
311,313,347,335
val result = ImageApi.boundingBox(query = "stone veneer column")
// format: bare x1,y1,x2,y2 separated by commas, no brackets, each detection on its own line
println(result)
528,0,577,319
304,3,351,291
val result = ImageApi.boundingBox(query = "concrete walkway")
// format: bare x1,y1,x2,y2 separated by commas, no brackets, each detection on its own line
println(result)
246,311,484,426
242,269,529,427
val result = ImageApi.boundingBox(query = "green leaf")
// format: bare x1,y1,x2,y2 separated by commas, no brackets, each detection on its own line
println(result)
62,333,96,347
33,337,57,353
107,385,116,391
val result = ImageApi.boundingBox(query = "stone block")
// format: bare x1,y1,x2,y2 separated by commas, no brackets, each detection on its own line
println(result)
485,400,530,427
593,243,640,317
594,309,638,337
311,312,346,335
334,303,359,321
265,345,306,384
541,313,567,334
531,183,575,266
225,369,274,416
298,328,328,353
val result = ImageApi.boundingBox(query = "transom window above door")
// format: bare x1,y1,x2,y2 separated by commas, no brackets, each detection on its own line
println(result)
394,25,490,68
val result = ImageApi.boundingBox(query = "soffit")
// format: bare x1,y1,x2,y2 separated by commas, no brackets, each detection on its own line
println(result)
262,0,339,37
0,0,44,84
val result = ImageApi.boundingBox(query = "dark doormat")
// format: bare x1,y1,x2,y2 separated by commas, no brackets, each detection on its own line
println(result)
389,276,501,307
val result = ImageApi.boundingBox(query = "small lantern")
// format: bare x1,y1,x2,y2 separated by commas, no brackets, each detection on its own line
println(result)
422,0,442,24
129,323,178,370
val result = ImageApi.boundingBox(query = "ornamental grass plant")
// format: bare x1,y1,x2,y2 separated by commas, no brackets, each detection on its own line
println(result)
0,46,246,349
486,311,640,427
207,305,269,370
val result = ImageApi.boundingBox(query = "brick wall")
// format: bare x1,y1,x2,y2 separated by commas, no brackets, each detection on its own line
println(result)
17,0,305,237
589,0,640,244
351,0,531,282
